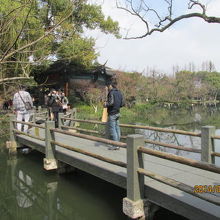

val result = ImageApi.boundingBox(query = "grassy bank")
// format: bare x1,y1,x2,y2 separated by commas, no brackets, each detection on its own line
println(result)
75,103,156,124
74,103,218,131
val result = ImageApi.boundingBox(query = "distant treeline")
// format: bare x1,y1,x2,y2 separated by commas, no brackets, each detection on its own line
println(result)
76,70,220,108
112,70,220,107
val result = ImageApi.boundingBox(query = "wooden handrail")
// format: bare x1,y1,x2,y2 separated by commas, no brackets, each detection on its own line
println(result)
63,112,72,117
145,139,201,153
35,111,47,116
51,140,127,168
212,151,220,158
50,128,127,148
61,125,100,134
61,125,128,143
13,129,45,141
60,118,201,137
139,146,220,174
61,125,201,153
61,126,203,154
212,135,220,140
120,123,201,137
60,117,105,125
138,168,220,206
12,120,45,129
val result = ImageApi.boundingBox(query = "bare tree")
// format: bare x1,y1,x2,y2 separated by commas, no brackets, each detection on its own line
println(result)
201,60,216,72
116,0,220,39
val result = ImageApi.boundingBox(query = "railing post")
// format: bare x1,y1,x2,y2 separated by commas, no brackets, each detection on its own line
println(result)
44,120,57,170
123,134,145,219
69,108,76,127
38,105,42,112
58,112,64,129
32,110,36,123
201,126,215,164
7,114,18,154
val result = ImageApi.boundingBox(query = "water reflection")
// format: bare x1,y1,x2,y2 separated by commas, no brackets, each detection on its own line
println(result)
0,150,127,220
135,126,220,166
137,128,201,161
16,170,36,208
123,105,220,166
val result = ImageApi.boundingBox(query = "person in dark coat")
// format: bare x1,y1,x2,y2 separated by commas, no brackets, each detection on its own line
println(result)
47,89,62,127
104,79,125,150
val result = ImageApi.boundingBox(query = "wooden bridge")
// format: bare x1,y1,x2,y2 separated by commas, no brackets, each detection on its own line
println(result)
7,109,220,220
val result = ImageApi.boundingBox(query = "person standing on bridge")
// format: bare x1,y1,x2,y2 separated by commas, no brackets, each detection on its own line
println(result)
104,79,125,150
13,85,33,132
47,89,62,127
60,91,69,115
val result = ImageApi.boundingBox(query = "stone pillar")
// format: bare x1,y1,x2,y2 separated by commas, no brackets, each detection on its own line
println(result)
201,126,215,164
38,105,42,112
69,108,76,127
123,134,145,219
58,112,64,129
32,110,36,123
44,120,57,170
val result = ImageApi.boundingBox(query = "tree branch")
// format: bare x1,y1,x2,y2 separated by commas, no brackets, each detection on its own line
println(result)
116,0,220,39
0,76,33,84
0,7,74,63
1,0,33,61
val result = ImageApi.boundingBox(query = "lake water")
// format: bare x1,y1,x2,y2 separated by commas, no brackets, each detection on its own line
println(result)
0,145,127,220
132,106,220,166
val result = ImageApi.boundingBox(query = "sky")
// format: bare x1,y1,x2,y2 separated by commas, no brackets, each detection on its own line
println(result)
86,0,220,75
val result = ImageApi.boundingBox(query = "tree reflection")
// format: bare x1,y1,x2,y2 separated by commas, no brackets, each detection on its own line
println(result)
136,128,201,160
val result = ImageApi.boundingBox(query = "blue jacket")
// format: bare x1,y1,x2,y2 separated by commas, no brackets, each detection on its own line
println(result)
106,88,124,115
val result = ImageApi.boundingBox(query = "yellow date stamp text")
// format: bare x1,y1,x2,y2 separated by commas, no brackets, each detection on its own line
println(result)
193,185,220,193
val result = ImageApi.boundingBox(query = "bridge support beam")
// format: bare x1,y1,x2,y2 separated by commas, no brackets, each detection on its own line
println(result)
44,121,57,170
123,134,145,219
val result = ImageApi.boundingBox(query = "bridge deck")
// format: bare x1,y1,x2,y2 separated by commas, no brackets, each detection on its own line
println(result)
16,127,220,220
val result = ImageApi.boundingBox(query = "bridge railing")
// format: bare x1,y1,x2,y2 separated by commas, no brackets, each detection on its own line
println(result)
8,111,220,219
8,109,220,165
32,110,48,122
50,128,127,168
47,122,127,170
59,111,220,164
47,121,220,218
124,134,220,219
8,112,127,169
8,114,46,153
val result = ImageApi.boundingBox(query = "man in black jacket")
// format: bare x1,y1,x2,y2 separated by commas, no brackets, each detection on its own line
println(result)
47,89,62,127
104,80,124,150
